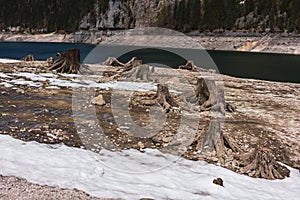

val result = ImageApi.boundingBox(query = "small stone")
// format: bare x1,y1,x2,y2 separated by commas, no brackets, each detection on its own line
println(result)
213,178,223,187
137,141,145,149
212,157,219,162
91,94,106,106
162,136,172,143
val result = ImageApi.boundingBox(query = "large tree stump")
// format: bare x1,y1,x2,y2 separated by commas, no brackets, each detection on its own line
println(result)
237,148,290,179
48,49,81,74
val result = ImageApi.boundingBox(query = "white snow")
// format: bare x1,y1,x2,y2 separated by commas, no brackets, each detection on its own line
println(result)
0,58,21,63
0,72,158,92
0,134,299,200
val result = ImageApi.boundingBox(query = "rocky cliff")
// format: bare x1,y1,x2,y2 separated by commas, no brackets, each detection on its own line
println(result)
79,0,170,30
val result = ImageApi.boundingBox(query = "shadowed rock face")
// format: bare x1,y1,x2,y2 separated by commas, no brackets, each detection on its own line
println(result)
0,61,299,179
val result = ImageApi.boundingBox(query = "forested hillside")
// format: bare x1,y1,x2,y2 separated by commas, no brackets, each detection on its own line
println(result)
0,0,95,32
0,0,299,33
158,0,300,33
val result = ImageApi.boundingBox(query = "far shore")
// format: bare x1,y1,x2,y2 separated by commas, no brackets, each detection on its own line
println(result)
1,31,300,55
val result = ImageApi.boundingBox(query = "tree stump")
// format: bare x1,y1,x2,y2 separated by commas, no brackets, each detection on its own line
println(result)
195,77,226,113
140,84,179,112
238,148,290,179
48,49,81,74
102,57,142,70
123,65,154,81
179,60,198,72
22,54,35,61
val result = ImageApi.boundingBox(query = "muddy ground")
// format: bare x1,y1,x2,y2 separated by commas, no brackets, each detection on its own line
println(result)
0,61,299,170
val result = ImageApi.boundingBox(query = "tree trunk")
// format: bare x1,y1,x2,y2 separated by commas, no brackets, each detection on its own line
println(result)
48,49,81,74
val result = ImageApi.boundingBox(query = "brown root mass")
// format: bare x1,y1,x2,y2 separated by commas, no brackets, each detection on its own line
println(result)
48,49,81,74
237,148,290,179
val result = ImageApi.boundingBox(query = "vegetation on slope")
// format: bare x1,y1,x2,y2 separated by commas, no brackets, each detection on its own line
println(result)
158,0,300,33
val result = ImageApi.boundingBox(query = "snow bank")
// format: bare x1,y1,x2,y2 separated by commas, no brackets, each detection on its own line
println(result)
0,134,299,200
0,58,21,63
0,72,158,91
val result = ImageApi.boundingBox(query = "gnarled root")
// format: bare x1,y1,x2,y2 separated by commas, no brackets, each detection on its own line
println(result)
101,57,143,81
102,57,142,70
194,120,239,163
48,49,81,74
237,148,290,179
140,84,179,112
123,65,154,81
179,61,198,72
22,54,35,61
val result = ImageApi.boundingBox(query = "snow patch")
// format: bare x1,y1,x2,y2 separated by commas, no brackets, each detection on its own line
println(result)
0,58,21,63
0,134,299,200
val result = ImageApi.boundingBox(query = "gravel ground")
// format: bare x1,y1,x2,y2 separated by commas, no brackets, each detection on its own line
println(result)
0,175,112,200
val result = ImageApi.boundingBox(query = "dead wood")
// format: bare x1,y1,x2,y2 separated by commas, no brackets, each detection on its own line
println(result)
46,57,54,65
195,77,226,113
123,65,154,81
22,54,35,61
179,60,198,72
237,148,290,179
194,119,239,163
140,84,179,112
101,57,143,81
102,57,142,70
48,49,81,74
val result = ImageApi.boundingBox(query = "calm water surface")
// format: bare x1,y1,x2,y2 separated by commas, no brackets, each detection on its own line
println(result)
0,42,299,83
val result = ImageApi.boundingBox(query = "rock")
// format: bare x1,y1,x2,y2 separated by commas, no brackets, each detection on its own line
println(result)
137,141,145,149
213,178,224,187
91,94,106,106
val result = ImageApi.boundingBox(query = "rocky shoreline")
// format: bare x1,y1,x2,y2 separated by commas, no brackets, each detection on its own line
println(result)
1,31,300,55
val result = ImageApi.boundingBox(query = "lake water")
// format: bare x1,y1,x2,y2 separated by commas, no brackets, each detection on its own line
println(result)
0,42,299,83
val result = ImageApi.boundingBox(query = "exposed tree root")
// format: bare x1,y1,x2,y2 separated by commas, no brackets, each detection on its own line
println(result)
140,84,179,112
237,148,290,179
179,60,198,72
22,54,35,61
48,49,81,74
192,119,239,164
102,57,142,70
123,65,154,81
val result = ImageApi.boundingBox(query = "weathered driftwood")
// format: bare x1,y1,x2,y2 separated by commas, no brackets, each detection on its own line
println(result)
237,148,290,179
22,54,35,61
48,49,81,74
179,60,198,72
